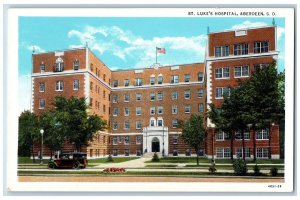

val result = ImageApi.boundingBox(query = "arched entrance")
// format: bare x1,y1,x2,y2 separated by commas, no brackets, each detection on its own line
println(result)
151,137,160,152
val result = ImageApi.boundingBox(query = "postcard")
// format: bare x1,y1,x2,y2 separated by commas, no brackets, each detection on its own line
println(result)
4,6,295,193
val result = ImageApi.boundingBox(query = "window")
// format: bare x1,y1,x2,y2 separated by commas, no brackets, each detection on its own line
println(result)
215,46,230,57
103,105,106,113
157,119,163,127
113,80,118,87
136,93,142,102
157,91,163,101
173,135,178,144
39,99,45,109
103,91,106,99
172,119,178,128
157,106,163,114
185,105,190,113
103,74,106,82
136,136,142,144
124,136,130,145
90,98,93,107
124,94,130,102
234,65,249,78
216,131,230,140
150,76,155,85
113,122,118,130
55,58,64,72
136,107,142,115
40,63,45,72
198,103,204,113
112,95,118,103
150,107,155,115
215,67,230,79
254,41,269,53
216,148,231,158
73,80,79,90
184,74,190,82
256,129,269,140
55,81,64,91
124,108,130,116
236,148,251,159
235,131,250,140
256,148,269,158
198,72,204,82
172,105,178,114
39,82,45,92
234,43,249,55
158,75,163,84
136,150,142,156
197,88,203,98
171,75,179,83
184,90,191,99
90,64,94,72
113,137,118,145
173,150,178,156
150,92,156,101
113,108,118,116
172,91,178,100
124,121,130,130
125,149,130,156
136,120,142,129
135,78,143,86
216,87,230,99
150,119,156,127
254,63,270,71
90,82,93,91
112,149,118,156
73,60,80,70
186,149,191,156
124,79,129,87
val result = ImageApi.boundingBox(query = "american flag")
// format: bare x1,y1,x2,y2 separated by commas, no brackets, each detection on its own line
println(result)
156,47,166,54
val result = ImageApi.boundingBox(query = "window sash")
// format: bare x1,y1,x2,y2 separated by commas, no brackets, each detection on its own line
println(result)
39,83,45,92
158,76,163,84
55,81,64,91
184,90,191,99
172,105,178,114
39,99,45,109
197,89,203,98
124,94,130,102
150,77,155,85
172,120,178,128
198,72,204,82
234,43,248,55
124,79,130,87
136,94,142,101
185,105,190,113
73,80,79,90
172,92,178,100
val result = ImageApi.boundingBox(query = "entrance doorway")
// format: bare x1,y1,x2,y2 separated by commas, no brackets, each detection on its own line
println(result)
151,137,160,152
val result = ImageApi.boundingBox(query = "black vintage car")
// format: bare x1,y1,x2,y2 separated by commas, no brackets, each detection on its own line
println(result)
48,152,88,169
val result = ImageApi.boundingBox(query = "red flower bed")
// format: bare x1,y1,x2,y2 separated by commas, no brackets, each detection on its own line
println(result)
103,168,126,173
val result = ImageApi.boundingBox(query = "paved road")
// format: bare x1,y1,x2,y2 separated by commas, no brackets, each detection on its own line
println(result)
19,176,284,183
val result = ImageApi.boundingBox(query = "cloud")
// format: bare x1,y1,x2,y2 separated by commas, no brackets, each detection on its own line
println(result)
27,45,45,53
230,20,285,41
68,25,207,68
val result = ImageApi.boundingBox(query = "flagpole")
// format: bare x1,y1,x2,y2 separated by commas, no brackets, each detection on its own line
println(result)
155,46,157,64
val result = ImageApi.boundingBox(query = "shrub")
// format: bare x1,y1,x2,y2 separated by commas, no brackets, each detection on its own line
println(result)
232,159,248,176
253,164,261,176
208,162,217,174
152,152,160,162
270,167,278,176
107,154,113,162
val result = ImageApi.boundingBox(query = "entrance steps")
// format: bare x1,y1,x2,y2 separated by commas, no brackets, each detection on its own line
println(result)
143,152,162,158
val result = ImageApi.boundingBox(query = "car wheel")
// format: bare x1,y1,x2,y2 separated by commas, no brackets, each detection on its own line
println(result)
48,163,55,169
73,162,80,169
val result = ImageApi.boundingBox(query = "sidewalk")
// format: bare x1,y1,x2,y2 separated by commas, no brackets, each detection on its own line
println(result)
96,157,152,168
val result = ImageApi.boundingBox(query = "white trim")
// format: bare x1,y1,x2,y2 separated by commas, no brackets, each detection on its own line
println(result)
84,73,90,105
206,51,279,61
32,69,86,77
85,47,88,70
208,25,276,35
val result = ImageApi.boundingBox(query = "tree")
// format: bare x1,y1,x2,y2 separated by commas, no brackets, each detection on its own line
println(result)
18,111,40,162
51,96,106,151
180,114,206,166
39,111,66,158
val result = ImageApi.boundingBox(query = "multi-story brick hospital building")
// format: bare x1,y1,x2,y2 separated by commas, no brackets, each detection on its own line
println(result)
31,25,280,159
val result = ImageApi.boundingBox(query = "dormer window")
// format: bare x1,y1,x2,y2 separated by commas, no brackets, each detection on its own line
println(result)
158,74,163,84
55,58,64,72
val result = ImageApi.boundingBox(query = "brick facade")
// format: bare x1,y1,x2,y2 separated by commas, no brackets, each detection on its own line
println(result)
31,25,281,159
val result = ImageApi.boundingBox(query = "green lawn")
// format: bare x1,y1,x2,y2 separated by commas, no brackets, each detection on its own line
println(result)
145,164,178,168
87,157,139,164
18,157,50,164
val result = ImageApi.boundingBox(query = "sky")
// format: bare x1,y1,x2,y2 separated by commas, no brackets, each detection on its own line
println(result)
18,17,285,113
